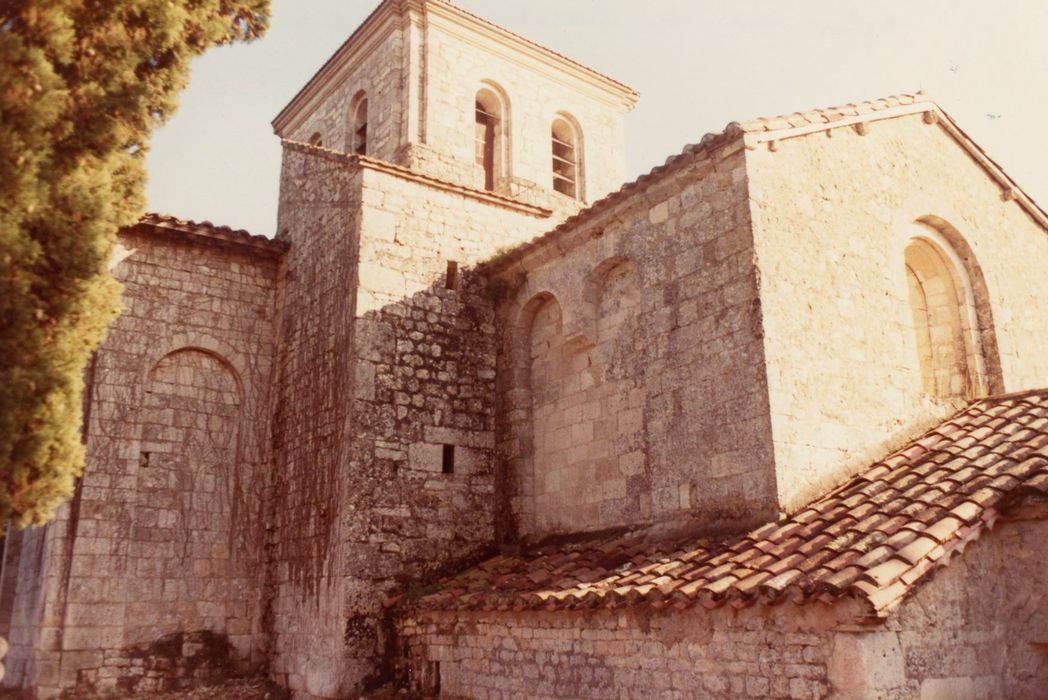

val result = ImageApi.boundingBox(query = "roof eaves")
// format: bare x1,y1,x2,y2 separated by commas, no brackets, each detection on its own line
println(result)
272,0,398,135
273,0,638,136
481,91,1048,279
134,213,287,257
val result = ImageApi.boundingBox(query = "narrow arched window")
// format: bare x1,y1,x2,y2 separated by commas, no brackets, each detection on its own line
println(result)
308,132,323,147
350,94,368,155
904,238,973,398
551,117,580,199
475,89,501,191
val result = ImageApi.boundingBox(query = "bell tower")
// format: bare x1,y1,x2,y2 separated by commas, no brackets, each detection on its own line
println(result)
272,0,638,210
266,2,639,697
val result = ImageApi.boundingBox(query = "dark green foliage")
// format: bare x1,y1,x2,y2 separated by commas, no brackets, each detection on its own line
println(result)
0,0,270,525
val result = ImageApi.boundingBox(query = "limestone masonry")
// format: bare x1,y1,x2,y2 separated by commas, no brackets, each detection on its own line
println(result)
2,1,1046,698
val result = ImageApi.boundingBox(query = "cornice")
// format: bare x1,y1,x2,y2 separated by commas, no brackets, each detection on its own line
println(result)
282,140,553,217
132,214,288,258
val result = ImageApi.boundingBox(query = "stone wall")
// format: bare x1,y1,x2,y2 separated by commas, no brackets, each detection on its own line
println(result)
493,140,778,538
2,224,282,698
266,143,558,698
747,113,1048,513
397,604,849,699
264,146,364,699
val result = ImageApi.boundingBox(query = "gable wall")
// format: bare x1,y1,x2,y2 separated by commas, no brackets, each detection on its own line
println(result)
747,113,1048,512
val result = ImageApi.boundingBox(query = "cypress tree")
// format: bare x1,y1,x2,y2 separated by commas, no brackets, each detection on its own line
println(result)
0,0,270,525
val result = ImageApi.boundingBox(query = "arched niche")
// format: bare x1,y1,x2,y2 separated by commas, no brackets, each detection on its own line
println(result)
127,347,248,641
581,256,641,346
903,219,1001,399
509,274,648,536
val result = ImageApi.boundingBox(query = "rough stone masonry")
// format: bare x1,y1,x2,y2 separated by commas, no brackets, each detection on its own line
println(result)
1,1,1046,698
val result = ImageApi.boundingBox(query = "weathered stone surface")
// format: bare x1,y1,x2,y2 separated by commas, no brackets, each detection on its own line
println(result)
2,3,1047,700
1,223,281,697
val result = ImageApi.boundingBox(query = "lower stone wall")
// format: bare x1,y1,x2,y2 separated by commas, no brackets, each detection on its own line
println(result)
397,604,852,700
857,505,1048,700
397,503,1048,700
64,630,240,696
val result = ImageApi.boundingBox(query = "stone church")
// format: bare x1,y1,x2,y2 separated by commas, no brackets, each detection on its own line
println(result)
3,0,1047,698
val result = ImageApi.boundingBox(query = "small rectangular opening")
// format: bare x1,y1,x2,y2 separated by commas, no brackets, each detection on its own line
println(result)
446,260,459,290
442,444,455,474
139,451,151,468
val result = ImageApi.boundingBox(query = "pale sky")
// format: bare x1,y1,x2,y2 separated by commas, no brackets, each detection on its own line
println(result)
145,1,1048,236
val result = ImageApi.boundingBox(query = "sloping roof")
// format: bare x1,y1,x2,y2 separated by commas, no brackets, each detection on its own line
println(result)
481,92,1048,276
411,390,1048,617
133,213,287,257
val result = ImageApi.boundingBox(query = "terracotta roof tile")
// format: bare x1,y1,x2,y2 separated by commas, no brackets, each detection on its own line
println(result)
135,213,287,256
411,390,1048,616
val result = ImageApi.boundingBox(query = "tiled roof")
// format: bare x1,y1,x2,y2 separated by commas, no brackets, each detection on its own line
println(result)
411,390,1048,617
134,213,287,255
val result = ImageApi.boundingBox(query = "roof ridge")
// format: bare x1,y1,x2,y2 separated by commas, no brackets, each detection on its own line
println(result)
977,387,1048,404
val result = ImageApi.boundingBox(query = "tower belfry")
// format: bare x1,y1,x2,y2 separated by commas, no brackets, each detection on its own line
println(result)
272,0,637,210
